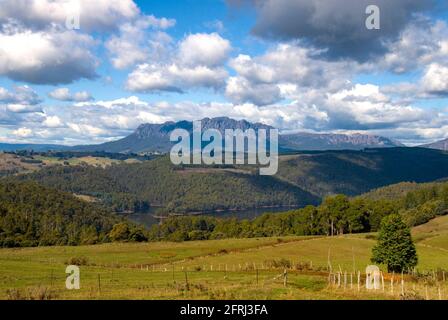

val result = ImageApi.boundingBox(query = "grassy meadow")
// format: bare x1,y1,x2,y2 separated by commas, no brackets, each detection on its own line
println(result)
1,216,448,300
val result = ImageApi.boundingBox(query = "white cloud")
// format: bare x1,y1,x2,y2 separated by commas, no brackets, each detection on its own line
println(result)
178,33,231,67
43,115,63,128
0,29,97,84
226,44,355,105
380,19,448,74
125,32,231,93
6,104,42,113
421,63,448,96
0,0,140,32
225,76,281,106
0,85,41,105
67,123,109,137
126,63,228,93
106,16,175,69
49,88,93,102
12,127,33,138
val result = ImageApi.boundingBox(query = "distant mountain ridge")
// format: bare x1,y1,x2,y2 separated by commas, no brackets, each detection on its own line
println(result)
280,132,404,151
421,138,448,151
0,143,71,152
75,117,404,153
0,117,404,153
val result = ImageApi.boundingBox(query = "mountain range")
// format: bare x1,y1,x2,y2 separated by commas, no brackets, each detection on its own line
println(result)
1,117,447,153
73,117,405,153
421,138,448,151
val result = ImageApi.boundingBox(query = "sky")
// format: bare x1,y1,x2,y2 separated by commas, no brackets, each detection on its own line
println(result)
0,0,447,146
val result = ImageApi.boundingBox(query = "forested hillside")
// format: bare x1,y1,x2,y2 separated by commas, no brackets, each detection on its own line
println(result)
0,181,121,247
277,147,448,197
10,157,317,213
8,147,448,214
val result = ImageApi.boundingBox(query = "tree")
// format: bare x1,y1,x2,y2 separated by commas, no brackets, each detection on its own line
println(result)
109,223,130,242
322,195,350,235
371,214,418,273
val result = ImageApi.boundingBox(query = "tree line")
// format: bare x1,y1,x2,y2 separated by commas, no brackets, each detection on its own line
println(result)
145,181,448,242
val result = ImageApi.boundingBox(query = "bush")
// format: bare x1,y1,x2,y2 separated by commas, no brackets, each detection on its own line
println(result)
65,256,89,266
109,223,130,242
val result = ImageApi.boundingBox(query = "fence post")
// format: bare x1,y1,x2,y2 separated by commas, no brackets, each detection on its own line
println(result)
283,269,288,287
357,271,360,291
184,271,189,291
50,270,54,288
350,273,353,290
401,279,405,295
97,274,101,294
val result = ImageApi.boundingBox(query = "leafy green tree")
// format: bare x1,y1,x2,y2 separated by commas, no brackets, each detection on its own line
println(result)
321,195,350,235
109,223,130,242
371,214,418,273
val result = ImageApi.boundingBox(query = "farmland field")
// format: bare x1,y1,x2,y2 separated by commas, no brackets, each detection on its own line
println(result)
1,216,448,300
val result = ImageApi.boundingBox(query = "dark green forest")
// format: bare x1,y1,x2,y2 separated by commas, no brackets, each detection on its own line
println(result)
10,156,318,213
9,148,448,215
0,181,146,247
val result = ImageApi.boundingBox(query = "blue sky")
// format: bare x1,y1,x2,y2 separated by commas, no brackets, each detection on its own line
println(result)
0,0,447,146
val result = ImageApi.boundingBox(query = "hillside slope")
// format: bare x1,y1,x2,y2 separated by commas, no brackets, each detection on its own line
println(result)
11,156,318,213
277,148,448,197
8,147,448,214
0,181,120,247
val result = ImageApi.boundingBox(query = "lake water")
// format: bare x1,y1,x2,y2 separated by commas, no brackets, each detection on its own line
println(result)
124,206,300,228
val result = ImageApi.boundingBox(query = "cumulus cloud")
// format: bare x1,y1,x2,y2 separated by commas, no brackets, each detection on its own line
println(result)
0,86,42,105
43,115,64,128
49,88,93,102
226,44,355,105
126,63,228,93
229,0,435,62
421,63,448,96
378,18,448,74
0,0,140,32
106,16,176,69
0,86,43,114
125,33,231,93
12,127,33,138
322,84,428,130
0,29,98,84
225,76,281,106
178,33,231,67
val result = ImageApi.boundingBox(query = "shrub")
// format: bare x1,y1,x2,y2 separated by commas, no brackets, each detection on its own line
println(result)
65,256,89,266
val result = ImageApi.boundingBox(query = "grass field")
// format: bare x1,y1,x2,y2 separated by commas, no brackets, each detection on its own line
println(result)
1,217,448,300
34,155,139,168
